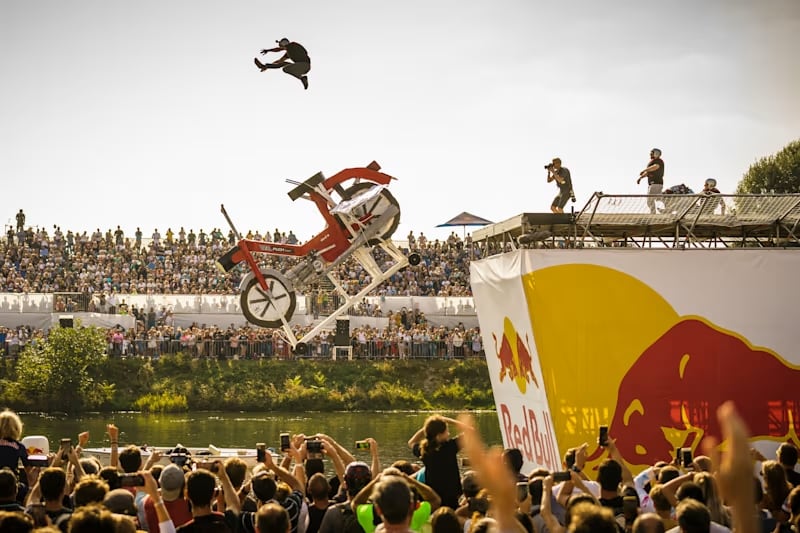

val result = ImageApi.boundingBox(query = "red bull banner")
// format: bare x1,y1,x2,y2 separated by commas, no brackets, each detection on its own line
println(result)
470,249,800,473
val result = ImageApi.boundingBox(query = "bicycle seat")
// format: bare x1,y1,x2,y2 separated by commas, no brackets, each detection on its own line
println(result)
287,172,325,201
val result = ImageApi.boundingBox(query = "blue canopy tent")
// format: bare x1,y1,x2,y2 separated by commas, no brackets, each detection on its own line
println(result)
436,212,493,238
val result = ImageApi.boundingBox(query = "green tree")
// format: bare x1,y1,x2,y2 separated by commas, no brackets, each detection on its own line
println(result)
736,139,800,194
14,325,114,413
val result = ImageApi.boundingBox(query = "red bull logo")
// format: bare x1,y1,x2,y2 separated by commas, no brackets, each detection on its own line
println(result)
492,317,539,394
499,402,559,470
610,317,800,466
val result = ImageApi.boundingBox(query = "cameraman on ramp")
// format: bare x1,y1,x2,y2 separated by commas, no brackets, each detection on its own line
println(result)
547,157,575,214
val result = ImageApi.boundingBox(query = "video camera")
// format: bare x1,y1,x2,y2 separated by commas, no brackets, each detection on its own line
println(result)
306,438,323,459
167,444,192,467
170,453,190,467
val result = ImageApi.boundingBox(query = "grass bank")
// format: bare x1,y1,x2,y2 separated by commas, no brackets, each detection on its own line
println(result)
1,354,494,413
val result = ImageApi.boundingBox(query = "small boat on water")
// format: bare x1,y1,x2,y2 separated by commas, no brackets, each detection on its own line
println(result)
81,444,264,468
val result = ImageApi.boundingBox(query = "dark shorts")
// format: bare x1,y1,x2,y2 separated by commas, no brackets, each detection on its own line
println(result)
552,191,569,209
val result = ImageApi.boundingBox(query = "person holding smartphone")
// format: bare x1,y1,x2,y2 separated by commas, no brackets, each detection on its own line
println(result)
408,415,473,510
24,467,73,531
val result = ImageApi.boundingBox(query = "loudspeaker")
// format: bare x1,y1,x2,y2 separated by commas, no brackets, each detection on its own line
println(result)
59,315,74,328
334,318,350,346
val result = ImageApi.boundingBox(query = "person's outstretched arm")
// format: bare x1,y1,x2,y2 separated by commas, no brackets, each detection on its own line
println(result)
408,426,425,449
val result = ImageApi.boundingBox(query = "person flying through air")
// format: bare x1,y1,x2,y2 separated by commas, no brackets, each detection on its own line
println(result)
254,37,311,90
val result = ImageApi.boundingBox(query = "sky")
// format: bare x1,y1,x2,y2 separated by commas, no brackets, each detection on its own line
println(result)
2,0,799,244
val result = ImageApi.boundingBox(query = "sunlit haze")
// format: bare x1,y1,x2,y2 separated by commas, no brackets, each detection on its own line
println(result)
2,0,799,243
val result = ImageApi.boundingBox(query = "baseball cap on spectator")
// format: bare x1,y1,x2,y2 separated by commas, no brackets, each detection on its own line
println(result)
104,488,138,517
159,464,185,501
345,461,372,493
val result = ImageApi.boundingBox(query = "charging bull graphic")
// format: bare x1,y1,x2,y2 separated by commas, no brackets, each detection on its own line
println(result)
610,317,800,466
493,317,539,394
466,256,800,471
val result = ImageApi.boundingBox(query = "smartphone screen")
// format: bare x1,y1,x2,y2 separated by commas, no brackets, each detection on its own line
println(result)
120,474,145,487
565,449,576,469
553,471,572,482
280,433,290,452
598,425,609,447
682,448,693,468
516,482,528,501
256,443,266,462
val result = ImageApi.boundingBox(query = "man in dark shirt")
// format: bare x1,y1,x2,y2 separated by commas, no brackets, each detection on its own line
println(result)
547,158,574,214
637,148,665,214
255,38,311,90
778,442,800,488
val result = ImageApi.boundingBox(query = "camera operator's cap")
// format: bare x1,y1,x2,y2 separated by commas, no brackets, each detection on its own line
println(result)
159,464,186,501
103,488,138,516
277,37,290,46
651,148,662,156
705,178,717,187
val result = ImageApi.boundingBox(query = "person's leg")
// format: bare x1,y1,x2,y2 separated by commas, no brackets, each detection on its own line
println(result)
283,62,311,89
283,62,310,79
647,183,662,213
557,191,570,213
254,58,289,71
551,193,562,213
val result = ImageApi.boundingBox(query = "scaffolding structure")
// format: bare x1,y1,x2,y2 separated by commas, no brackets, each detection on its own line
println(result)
472,193,800,249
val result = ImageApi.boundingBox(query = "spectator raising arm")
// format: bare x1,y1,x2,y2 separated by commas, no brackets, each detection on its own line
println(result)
405,471,442,511
314,433,356,467
458,413,526,533
142,470,176,533
703,402,758,533
143,448,162,471
66,444,86,483
366,437,380,478
606,437,635,488
216,460,242,516
76,431,90,457
318,436,346,482
108,424,119,469
263,446,304,493
542,475,566,533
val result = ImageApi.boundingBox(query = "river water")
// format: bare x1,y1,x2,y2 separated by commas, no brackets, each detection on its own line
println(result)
19,411,502,466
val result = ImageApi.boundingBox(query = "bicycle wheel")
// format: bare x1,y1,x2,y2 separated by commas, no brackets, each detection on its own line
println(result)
240,269,297,328
340,182,401,245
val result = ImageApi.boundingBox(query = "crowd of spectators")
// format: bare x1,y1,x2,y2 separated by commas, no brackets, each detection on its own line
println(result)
0,319,484,360
1,224,483,298
0,405,793,533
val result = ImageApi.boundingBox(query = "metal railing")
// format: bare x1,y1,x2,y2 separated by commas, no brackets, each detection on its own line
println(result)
574,192,800,247
83,338,486,360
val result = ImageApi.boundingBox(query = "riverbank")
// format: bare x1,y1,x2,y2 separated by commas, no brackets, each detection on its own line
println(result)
0,354,494,413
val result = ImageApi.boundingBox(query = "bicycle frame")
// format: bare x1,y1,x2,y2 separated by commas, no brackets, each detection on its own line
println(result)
219,163,394,287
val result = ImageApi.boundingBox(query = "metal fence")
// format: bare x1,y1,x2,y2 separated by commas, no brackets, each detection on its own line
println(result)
90,338,486,360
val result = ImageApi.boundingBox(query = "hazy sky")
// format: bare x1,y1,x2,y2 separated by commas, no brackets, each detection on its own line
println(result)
2,0,799,244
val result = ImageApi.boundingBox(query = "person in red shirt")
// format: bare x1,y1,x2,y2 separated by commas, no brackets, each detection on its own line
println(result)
143,464,192,531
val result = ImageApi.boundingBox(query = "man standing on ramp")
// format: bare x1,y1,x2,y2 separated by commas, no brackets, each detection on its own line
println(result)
255,38,311,90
